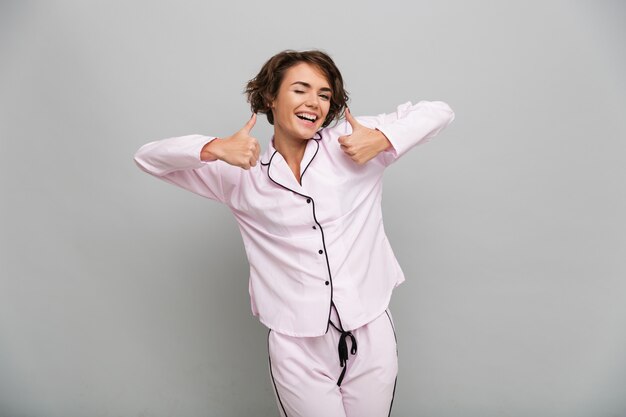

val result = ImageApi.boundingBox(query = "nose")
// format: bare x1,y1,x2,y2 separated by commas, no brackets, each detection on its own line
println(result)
305,93,320,108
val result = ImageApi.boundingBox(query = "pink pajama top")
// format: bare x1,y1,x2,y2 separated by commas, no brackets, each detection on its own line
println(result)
134,101,455,337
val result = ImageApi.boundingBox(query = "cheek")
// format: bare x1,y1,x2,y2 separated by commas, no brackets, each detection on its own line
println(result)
322,103,332,119
274,107,290,122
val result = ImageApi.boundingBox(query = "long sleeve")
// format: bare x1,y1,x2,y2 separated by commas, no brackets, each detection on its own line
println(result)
133,134,227,203
364,101,455,167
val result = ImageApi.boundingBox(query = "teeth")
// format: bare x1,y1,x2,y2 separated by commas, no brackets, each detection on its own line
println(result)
296,113,317,122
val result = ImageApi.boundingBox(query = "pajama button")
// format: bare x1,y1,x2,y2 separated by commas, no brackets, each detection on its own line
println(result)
306,198,311,203
312,225,316,229
318,249,323,254
325,281,329,285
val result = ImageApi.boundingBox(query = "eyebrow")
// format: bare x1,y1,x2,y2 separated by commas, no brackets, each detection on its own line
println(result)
290,81,332,93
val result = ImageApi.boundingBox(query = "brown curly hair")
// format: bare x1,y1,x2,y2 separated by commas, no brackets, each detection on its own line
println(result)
245,49,349,128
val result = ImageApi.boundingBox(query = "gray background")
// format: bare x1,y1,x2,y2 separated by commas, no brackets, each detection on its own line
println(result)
1,0,625,416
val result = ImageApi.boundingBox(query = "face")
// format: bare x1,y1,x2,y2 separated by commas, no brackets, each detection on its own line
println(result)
270,62,332,144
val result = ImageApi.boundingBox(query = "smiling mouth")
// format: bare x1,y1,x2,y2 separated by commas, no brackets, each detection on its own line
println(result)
295,112,318,123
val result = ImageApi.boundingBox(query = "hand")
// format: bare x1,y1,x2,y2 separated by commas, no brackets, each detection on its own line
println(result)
201,113,261,169
338,108,392,165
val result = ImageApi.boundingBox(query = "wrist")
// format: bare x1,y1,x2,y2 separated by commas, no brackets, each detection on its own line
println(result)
200,137,223,161
375,129,393,152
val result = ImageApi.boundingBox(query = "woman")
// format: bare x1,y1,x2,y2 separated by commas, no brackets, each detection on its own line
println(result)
134,49,454,417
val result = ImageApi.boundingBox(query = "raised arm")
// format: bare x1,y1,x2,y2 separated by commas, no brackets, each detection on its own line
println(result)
134,134,227,202
133,114,261,203
337,101,455,167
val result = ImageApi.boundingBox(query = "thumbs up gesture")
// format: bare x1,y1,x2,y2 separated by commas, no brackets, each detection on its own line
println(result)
201,113,261,169
338,108,393,165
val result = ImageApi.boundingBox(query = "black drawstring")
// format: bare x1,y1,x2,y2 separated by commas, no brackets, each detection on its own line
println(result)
338,331,357,367
329,320,358,386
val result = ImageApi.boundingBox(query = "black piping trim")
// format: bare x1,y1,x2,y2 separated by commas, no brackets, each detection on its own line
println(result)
260,134,322,168
267,329,289,417
388,376,398,417
330,301,346,331
299,141,319,183
263,137,334,335
328,316,343,333
385,309,398,352
385,309,398,416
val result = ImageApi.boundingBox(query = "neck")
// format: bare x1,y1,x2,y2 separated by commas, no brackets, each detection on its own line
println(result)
273,132,308,166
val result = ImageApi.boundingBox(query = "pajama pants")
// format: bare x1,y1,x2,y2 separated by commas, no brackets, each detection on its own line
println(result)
267,307,398,417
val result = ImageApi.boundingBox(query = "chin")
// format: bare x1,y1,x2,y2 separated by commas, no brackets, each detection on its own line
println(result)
293,126,318,139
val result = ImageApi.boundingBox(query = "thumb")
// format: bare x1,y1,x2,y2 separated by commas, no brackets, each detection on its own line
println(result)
241,112,257,134
345,107,361,131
